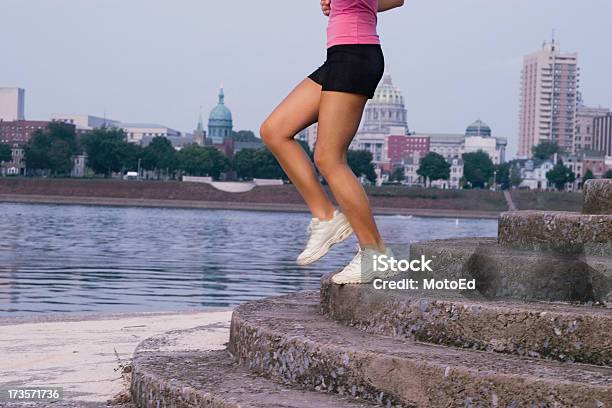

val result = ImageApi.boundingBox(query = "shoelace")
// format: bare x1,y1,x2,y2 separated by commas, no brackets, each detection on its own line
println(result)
305,219,329,250
306,218,321,236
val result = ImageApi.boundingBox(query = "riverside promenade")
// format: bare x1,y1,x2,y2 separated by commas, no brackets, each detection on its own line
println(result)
0,310,232,407
0,178,583,219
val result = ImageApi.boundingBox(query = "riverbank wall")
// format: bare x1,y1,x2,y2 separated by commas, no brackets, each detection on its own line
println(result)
0,178,582,218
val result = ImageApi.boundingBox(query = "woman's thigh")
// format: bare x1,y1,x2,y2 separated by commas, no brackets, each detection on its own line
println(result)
315,91,368,157
261,78,322,141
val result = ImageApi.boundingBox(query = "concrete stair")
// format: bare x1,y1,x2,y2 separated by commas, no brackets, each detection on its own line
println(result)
408,237,612,303
130,327,377,408
130,288,612,407
583,179,612,215
498,211,612,256
228,292,611,407
321,274,612,366
497,179,612,270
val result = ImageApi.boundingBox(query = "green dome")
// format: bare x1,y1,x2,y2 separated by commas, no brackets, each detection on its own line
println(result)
466,119,491,137
209,88,233,122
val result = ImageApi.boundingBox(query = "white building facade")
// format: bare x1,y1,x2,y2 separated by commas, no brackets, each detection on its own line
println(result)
419,120,507,165
401,154,463,189
0,88,25,121
518,159,555,190
121,123,182,145
52,114,121,131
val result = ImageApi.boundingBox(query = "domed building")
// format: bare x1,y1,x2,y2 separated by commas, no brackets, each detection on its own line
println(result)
462,119,507,164
352,71,409,168
465,119,492,137
361,72,408,134
208,86,233,144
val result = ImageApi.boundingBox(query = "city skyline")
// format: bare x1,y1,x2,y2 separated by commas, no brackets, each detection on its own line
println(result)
2,0,612,159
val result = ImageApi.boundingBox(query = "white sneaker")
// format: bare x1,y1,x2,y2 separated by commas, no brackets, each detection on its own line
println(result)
296,210,353,266
332,246,396,284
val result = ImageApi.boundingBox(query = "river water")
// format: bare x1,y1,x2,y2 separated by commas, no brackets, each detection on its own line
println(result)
0,203,497,315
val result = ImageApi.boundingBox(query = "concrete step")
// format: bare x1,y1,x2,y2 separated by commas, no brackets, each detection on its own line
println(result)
583,179,612,215
0,403,132,408
321,273,612,366
130,330,376,408
498,210,612,255
408,237,612,302
229,292,612,408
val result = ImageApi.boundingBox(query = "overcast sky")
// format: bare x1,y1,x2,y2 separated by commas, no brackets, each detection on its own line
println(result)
2,0,611,158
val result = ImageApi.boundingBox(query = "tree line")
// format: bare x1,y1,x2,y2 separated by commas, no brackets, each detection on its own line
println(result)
398,150,523,190
408,141,612,190
5,124,610,188
7,124,379,182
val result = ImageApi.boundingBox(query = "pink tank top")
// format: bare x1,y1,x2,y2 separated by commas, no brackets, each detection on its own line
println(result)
327,0,380,48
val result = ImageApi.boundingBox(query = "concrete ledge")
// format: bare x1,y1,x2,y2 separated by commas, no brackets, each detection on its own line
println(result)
320,273,612,366
130,327,375,408
584,179,612,215
229,293,612,408
407,237,612,302
498,211,612,255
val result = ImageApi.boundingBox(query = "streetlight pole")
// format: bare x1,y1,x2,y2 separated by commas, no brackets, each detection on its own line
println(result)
493,170,497,191
137,158,142,181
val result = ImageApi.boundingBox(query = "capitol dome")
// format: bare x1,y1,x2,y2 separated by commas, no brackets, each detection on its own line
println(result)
208,86,233,143
371,73,405,106
361,72,408,133
465,119,491,137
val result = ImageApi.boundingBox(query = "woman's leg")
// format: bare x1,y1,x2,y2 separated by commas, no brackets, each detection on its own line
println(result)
314,91,384,250
260,78,335,221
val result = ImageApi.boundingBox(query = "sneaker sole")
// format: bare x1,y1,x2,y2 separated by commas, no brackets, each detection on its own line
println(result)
296,222,354,266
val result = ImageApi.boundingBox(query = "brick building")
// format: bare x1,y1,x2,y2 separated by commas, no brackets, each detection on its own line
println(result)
0,120,51,147
387,135,430,164
0,120,52,175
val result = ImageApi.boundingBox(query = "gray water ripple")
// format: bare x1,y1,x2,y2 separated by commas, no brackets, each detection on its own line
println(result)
0,203,497,315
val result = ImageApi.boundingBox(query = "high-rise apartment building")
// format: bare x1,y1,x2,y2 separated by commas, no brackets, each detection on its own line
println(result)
518,42,579,158
0,88,25,122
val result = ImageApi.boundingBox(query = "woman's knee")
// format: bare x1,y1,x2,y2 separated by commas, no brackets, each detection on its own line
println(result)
260,118,292,148
314,150,343,176
259,119,276,147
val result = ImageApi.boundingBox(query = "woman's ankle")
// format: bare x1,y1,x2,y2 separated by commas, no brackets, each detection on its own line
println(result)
360,242,386,253
313,207,336,221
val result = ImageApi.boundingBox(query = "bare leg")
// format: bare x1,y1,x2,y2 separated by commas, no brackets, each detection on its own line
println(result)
260,78,335,220
314,91,384,250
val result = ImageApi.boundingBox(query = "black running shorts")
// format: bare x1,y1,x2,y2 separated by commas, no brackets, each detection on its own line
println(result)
308,44,385,99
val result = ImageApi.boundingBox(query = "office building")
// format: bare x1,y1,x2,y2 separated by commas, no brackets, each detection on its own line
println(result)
0,88,25,121
574,106,610,154
593,113,612,157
